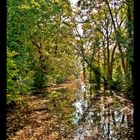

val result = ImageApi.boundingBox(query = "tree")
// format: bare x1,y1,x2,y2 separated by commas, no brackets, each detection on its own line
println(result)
7,0,80,102
71,0,133,94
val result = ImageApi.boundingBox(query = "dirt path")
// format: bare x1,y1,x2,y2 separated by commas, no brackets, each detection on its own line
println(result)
7,80,81,140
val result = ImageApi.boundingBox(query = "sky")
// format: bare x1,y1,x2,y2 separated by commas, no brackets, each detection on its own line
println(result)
69,0,83,36
69,0,79,8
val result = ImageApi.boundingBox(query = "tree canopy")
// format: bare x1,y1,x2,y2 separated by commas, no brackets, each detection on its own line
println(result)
7,0,133,104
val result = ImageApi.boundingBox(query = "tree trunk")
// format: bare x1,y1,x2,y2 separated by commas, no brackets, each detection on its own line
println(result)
82,61,86,82
126,0,133,81
104,0,127,78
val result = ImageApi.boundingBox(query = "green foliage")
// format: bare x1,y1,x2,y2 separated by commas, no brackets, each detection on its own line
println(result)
55,75,67,84
113,64,123,82
74,0,133,100
7,94,18,106
7,0,133,105
121,79,133,100
18,76,34,93
109,80,121,91
126,47,133,63
92,66,101,90
110,64,123,91
7,0,74,96
33,68,46,89
7,49,19,104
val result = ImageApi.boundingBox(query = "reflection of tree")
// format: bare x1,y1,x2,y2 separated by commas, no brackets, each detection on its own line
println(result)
107,106,111,140
72,89,133,139
97,96,133,139
112,111,116,126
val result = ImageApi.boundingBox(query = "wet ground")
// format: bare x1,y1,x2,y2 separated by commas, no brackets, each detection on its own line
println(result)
7,79,133,140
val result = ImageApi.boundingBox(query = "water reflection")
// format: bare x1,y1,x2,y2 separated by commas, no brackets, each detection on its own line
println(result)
73,99,88,124
7,80,133,140
72,83,133,140
45,81,133,140
73,82,88,124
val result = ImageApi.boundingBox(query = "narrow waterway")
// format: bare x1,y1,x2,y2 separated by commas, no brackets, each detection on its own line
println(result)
7,79,133,140
71,82,133,140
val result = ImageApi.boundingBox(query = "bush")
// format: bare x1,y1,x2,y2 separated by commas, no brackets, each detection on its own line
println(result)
7,49,19,105
93,66,101,90
56,75,67,84
33,68,45,88
7,94,17,106
121,80,133,100
109,80,122,91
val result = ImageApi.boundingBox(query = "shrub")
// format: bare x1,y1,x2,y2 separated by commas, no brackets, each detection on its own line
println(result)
33,68,45,88
109,80,122,91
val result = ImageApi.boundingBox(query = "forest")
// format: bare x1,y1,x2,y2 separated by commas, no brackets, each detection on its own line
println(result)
7,0,133,139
